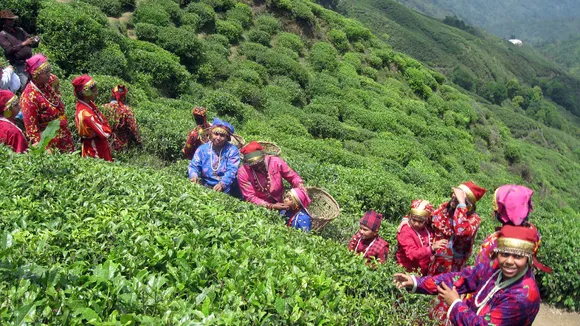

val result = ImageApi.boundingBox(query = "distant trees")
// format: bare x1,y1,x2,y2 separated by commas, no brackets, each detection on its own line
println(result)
442,15,477,34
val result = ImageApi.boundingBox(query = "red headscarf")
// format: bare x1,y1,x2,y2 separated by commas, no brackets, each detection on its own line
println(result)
25,54,49,78
0,90,18,115
360,211,383,232
192,106,207,117
72,75,96,97
458,181,486,203
497,225,551,273
112,85,127,102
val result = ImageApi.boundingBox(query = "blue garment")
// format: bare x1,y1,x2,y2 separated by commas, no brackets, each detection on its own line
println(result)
188,142,240,194
212,117,234,134
281,208,312,232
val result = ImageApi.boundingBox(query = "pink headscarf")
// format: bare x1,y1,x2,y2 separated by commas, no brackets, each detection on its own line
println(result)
25,54,49,77
290,188,311,213
493,185,534,226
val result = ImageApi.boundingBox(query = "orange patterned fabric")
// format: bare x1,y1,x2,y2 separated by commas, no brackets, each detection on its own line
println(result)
19,74,74,152
75,100,112,161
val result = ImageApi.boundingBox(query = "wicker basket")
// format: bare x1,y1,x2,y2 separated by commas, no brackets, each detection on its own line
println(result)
306,187,340,232
258,141,281,156
230,134,245,148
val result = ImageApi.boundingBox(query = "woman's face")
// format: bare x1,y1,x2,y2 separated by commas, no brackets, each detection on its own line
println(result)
497,252,528,280
211,131,228,148
409,215,428,231
284,194,298,210
34,67,51,86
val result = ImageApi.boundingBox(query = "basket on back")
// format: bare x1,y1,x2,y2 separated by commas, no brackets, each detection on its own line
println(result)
306,187,340,232
257,141,281,156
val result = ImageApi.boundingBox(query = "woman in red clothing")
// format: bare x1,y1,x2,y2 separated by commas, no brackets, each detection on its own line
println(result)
101,85,142,152
19,54,73,153
72,75,113,161
182,106,211,160
396,199,448,276
0,90,27,153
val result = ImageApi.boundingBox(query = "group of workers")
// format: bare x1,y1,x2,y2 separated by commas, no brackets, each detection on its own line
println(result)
1,8,554,326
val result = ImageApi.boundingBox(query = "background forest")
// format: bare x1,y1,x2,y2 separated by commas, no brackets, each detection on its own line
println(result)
1,0,579,324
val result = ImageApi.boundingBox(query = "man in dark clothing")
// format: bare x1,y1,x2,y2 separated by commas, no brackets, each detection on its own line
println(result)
0,10,39,90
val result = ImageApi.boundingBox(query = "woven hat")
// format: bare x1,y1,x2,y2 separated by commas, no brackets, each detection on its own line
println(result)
0,10,18,20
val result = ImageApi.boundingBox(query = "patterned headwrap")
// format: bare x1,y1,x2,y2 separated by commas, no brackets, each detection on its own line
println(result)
240,141,265,166
0,90,18,115
192,106,207,118
112,85,127,102
25,54,50,79
457,181,487,203
360,211,383,232
211,117,234,136
493,185,533,226
289,187,311,212
409,199,433,221
72,74,97,97
495,225,551,273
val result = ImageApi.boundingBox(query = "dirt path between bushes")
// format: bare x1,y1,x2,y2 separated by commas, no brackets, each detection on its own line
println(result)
534,303,580,325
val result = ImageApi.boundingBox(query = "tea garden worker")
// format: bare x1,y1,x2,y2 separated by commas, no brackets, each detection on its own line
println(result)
396,199,448,276
0,90,27,153
101,85,142,152
394,225,543,326
0,10,39,89
182,106,211,160
428,181,486,324
348,211,389,264
475,185,551,273
73,74,113,161
20,54,74,153
281,187,312,232
188,118,241,196
238,141,306,210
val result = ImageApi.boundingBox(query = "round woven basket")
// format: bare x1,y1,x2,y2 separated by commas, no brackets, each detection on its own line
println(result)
258,141,281,156
230,134,245,148
306,187,340,232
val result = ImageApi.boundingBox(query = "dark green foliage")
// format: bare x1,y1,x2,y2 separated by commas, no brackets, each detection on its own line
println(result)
133,1,172,26
127,40,190,97
255,14,281,35
329,29,349,53
81,0,123,17
186,2,216,28
135,23,205,71
274,32,304,55
442,15,476,34
247,29,272,46
215,20,243,43
180,12,201,30
36,2,109,76
302,113,346,139
226,3,253,29
309,42,339,72
201,0,235,11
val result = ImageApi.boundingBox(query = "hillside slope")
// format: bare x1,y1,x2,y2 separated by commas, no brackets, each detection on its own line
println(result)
393,0,580,44
1,0,579,322
334,0,580,117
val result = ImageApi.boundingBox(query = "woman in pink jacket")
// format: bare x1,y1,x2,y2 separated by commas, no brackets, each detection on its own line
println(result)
238,141,306,211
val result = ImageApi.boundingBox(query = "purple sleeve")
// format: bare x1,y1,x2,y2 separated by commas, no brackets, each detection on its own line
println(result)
274,157,303,187
415,263,485,295
219,145,240,187
449,285,540,326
